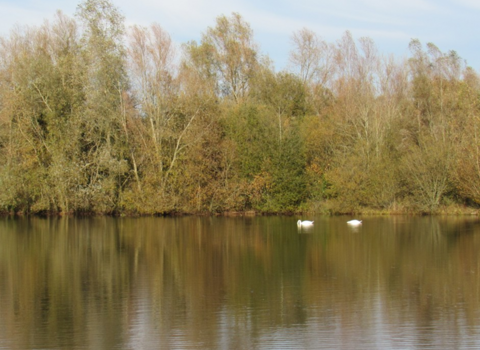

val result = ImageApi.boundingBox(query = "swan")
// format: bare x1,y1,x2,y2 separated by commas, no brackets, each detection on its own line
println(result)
347,219,362,226
297,220,314,227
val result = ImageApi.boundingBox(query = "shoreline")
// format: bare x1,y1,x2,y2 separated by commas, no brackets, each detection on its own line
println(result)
1,205,478,218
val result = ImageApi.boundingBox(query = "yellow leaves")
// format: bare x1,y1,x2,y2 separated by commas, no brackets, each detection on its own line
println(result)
1,7,480,215
454,141,480,205
250,171,272,194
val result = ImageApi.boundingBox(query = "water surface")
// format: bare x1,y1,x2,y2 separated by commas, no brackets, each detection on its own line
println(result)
1,215,480,349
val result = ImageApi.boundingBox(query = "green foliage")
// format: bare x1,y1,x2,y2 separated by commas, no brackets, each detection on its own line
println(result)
266,124,307,211
223,104,274,180
251,70,308,118
0,5,479,215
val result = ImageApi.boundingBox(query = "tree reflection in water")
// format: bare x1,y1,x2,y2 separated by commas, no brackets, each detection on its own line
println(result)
0,215,480,349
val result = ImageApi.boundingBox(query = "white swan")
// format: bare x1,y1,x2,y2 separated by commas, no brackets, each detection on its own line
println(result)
347,219,362,226
297,220,314,227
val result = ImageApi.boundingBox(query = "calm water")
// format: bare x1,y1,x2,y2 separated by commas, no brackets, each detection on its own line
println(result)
1,215,480,349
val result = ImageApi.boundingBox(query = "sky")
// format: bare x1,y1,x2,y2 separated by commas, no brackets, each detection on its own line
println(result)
1,0,479,72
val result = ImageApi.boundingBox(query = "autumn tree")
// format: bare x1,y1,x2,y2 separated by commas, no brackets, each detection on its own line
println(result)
289,28,336,116
0,11,87,213
125,23,177,208
74,0,131,213
398,39,468,211
446,69,480,205
183,13,258,103
322,32,397,212
0,25,49,212
1,3,480,215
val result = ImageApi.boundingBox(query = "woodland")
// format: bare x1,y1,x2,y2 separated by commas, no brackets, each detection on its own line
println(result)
0,0,479,215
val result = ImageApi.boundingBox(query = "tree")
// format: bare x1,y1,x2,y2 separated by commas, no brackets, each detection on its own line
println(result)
183,13,259,103
267,122,307,211
400,133,454,212
451,70,480,205
0,11,87,213
289,28,336,116
75,0,130,213
127,23,178,193
251,68,307,140
289,28,335,86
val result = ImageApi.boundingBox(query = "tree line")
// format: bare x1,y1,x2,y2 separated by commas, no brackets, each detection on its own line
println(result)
0,0,479,215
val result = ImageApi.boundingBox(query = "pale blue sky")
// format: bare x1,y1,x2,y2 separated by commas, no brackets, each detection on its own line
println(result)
1,0,479,71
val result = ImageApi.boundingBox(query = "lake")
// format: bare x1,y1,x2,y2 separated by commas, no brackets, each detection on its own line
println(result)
1,215,480,349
